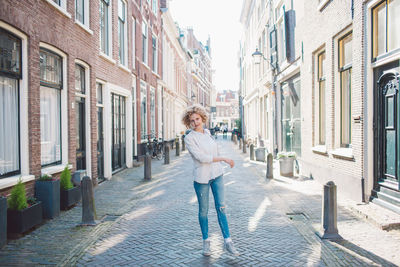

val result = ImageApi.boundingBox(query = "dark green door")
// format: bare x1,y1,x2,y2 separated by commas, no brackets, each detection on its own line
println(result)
377,71,399,189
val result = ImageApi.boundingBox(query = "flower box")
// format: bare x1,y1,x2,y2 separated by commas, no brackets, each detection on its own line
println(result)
7,201,43,234
60,186,81,210
35,179,60,219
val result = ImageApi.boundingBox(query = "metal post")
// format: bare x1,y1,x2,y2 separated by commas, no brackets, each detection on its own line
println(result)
80,176,97,226
266,153,274,179
250,144,255,160
164,144,170,164
182,136,185,151
176,139,180,156
242,138,247,153
144,154,152,180
318,181,341,240
239,137,242,149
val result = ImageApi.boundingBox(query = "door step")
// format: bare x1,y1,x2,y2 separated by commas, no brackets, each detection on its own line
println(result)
372,185,400,215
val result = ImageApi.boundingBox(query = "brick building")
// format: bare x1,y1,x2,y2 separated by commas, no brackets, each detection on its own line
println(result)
240,0,400,211
214,90,240,131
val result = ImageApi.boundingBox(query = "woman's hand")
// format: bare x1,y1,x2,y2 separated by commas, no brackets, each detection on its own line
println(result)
224,158,235,168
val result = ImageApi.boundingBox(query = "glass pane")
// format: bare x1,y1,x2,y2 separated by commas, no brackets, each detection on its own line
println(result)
0,29,21,77
118,0,125,20
75,65,85,93
0,76,19,175
388,0,400,52
386,96,394,127
100,1,109,54
386,130,396,176
76,0,84,23
373,2,386,57
97,83,103,104
319,80,326,144
341,69,351,146
119,20,125,65
40,49,62,87
40,86,61,165
340,34,352,67
318,52,325,79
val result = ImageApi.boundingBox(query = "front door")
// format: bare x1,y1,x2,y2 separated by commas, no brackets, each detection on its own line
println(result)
376,70,400,189
97,107,104,179
76,96,86,170
112,93,126,171
281,76,301,156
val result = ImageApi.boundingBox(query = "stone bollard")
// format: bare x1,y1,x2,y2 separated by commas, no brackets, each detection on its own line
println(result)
0,197,6,248
164,144,170,164
250,144,255,160
144,154,152,180
182,136,185,151
233,134,238,145
239,138,242,149
80,176,97,226
318,181,341,240
242,139,247,153
176,140,180,156
266,153,274,179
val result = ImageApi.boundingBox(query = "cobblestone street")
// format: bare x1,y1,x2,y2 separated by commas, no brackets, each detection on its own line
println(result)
2,136,400,266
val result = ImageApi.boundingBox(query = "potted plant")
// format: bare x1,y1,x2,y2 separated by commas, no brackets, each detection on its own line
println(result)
35,174,60,219
277,151,297,177
1,195,7,247
60,166,81,210
7,179,42,235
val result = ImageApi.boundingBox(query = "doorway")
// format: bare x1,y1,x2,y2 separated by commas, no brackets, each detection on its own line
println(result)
112,93,126,171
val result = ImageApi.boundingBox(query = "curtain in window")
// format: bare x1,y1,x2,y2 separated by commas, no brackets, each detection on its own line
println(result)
40,86,61,165
0,76,19,176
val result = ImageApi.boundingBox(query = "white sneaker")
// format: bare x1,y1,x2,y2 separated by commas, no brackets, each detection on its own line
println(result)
203,240,211,256
224,241,239,256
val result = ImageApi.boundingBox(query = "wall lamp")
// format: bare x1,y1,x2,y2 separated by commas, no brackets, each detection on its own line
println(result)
252,48,276,70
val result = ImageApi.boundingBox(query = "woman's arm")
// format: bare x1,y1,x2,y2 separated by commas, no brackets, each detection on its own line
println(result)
213,157,235,168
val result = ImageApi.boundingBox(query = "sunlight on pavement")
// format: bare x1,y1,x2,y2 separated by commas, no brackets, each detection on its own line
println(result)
142,190,165,201
307,243,322,266
248,196,272,232
91,233,127,256
189,195,197,204
124,206,154,221
133,180,173,195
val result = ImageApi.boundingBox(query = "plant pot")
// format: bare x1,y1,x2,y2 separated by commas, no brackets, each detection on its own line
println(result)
60,186,81,210
0,197,7,247
7,201,43,234
279,157,295,177
255,147,266,162
35,180,60,219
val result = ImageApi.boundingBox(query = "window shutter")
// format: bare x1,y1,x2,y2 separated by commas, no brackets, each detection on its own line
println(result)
285,9,295,62
269,25,277,69
282,5,287,61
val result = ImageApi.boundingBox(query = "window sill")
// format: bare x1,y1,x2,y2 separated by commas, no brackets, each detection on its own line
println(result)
42,164,72,176
330,148,354,161
43,0,71,18
312,145,328,155
0,174,35,190
118,64,131,74
318,0,330,11
99,52,116,64
75,21,93,35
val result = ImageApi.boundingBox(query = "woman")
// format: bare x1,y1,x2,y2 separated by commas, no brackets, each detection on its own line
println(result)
182,104,239,257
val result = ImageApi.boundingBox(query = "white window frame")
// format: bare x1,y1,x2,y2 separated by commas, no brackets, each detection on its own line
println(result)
118,0,128,67
142,21,148,65
140,80,148,141
132,17,136,69
44,0,71,19
39,43,69,176
75,0,92,34
152,34,157,73
150,86,156,137
100,0,112,57
0,22,34,189
74,60,92,176
152,0,157,14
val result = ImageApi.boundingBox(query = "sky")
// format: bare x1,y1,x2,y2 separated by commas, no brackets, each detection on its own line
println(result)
169,0,243,92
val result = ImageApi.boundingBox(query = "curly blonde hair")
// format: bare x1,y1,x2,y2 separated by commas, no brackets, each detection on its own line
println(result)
182,104,209,128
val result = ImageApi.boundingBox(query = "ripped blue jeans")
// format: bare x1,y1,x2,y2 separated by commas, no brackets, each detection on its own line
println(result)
194,175,230,240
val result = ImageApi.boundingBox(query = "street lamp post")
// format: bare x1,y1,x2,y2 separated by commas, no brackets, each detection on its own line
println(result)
251,48,278,156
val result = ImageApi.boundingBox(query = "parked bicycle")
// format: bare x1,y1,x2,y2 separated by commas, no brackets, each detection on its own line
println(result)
146,135,164,160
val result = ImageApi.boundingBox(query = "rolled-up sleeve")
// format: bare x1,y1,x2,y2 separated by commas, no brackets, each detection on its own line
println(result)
185,135,213,163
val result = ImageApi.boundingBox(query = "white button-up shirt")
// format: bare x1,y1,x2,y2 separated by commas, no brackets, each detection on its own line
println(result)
184,129,223,184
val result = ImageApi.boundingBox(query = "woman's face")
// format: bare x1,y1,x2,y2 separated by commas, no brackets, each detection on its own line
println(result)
189,113,203,131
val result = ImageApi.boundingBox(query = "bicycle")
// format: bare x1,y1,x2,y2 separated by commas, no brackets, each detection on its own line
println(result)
146,135,164,160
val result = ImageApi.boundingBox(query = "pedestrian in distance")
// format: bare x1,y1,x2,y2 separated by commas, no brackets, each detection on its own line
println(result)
182,104,239,257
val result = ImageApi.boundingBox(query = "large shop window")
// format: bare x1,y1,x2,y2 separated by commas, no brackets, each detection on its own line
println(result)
318,51,326,145
40,49,62,166
339,33,352,147
100,0,110,55
0,29,21,178
372,0,400,60
140,81,147,140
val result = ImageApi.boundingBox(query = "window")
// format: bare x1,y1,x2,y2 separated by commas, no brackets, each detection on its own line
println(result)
372,0,400,59
277,5,286,63
140,81,147,140
100,0,110,55
40,49,62,166
0,29,21,177
142,21,148,64
152,0,157,14
150,87,155,136
53,0,60,5
152,35,157,72
97,82,103,105
132,18,136,68
339,33,352,147
318,51,326,145
75,64,87,170
118,0,127,65
76,0,84,24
